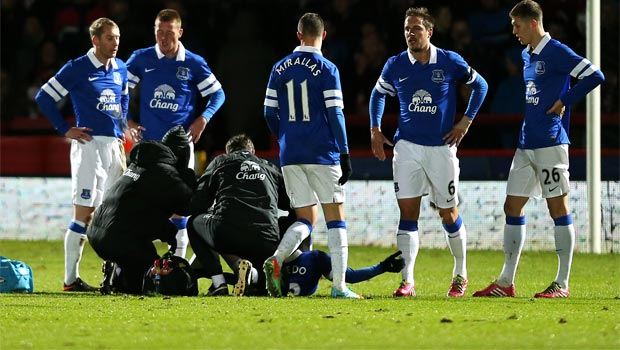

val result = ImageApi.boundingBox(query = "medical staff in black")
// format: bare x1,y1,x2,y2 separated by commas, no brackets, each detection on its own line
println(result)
87,125,196,294
188,134,293,296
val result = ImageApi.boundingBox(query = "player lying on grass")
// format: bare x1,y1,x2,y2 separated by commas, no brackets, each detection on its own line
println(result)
227,250,404,297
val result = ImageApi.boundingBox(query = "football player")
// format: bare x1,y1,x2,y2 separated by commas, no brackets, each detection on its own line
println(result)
35,18,128,292
125,8,225,259
369,7,488,298
474,0,604,299
263,12,359,299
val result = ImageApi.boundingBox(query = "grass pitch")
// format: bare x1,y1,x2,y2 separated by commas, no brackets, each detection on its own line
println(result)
0,240,618,349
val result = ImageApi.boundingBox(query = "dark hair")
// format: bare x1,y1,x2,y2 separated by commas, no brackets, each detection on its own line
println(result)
510,0,543,22
297,13,324,37
225,134,255,154
156,8,182,26
405,7,434,30
89,18,118,39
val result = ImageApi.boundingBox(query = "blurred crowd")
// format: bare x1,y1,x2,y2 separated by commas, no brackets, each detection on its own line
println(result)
1,0,618,151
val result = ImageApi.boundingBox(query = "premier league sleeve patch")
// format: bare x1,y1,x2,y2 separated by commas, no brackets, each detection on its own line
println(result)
80,189,91,200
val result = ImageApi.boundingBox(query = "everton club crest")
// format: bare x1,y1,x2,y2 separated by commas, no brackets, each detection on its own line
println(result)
113,72,122,85
535,61,545,75
431,69,445,83
176,67,190,81
80,189,91,200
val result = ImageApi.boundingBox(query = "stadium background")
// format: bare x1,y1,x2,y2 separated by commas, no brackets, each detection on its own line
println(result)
0,0,618,251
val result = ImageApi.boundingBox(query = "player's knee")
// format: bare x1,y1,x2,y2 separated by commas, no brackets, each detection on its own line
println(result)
503,200,523,217
438,208,458,224
546,196,569,218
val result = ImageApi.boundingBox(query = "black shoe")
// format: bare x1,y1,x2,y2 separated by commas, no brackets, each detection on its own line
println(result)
63,277,98,292
207,283,229,296
100,261,118,295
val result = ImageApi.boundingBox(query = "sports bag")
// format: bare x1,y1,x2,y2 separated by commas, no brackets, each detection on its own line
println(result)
142,252,198,296
0,256,34,293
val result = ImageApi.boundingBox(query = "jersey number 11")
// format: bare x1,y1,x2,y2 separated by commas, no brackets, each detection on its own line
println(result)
285,79,310,122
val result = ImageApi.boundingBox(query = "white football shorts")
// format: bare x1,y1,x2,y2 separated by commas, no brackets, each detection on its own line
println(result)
71,136,125,207
506,144,570,199
282,164,345,208
392,139,460,208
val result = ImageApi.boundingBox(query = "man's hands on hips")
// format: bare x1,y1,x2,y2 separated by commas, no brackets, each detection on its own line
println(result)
65,127,93,144
127,119,145,142
443,116,472,147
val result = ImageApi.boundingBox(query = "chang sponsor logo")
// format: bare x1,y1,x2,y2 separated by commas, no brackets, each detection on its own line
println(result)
525,81,539,105
236,160,265,180
150,84,179,112
123,168,141,181
408,89,437,114
96,89,122,118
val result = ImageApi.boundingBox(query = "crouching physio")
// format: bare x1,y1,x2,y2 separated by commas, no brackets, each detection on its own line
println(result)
87,126,197,294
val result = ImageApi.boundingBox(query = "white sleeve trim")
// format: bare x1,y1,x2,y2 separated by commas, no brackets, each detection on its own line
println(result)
49,77,68,97
41,83,62,102
127,71,140,84
264,99,279,108
375,80,395,96
201,81,221,97
323,89,343,99
570,59,590,78
465,69,478,85
197,74,217,91
266,88,277,98
325,99,344,109
577,64,598,79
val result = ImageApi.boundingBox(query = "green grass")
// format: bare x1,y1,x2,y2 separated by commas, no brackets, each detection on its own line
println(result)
1,240,619,350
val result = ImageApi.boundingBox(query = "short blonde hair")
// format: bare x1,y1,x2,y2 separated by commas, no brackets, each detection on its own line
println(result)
89,17,118,39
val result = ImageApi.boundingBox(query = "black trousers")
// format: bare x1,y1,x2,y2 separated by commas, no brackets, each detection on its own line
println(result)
188,213,280,292
89,235,159,294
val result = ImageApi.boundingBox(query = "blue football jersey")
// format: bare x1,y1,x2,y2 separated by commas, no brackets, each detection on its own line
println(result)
37,49,128,138
282,250,331,296
264,46,345,166
126,42,222,140
374,45,476,146
519,33,604,149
